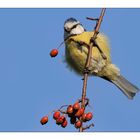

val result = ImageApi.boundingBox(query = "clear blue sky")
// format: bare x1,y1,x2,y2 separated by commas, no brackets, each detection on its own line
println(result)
0,8,140,132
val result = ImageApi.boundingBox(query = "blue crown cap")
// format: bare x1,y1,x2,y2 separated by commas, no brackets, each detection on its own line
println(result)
65,17,78,23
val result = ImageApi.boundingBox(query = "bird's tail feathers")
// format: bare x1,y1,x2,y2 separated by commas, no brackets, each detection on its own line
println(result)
111,75,139,99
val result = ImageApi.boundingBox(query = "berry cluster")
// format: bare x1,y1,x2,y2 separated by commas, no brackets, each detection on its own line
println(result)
40,99,94,131
53,111,68,128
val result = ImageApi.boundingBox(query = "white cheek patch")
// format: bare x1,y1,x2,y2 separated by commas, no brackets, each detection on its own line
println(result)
70,25,84,35
64,21,79,31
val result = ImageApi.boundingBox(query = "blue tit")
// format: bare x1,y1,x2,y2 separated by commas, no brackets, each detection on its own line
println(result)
64,17,139,99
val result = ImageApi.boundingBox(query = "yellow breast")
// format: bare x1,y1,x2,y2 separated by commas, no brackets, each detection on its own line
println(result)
65,31,111,74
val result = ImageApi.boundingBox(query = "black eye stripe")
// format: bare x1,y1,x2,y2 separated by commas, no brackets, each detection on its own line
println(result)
70,23,80,30
64,23,81,33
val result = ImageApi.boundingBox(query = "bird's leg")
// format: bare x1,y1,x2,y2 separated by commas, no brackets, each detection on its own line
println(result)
68,38,88,48
90,37,107,60
81,68,90,81
67,38,85,53
83,68,90,74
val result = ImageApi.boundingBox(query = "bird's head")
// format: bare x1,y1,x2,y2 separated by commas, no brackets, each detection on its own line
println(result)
64,17,85,39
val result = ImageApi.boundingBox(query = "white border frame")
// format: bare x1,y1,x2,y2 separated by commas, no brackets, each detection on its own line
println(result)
0,0,140,140
0,0,140,8
0,132,140,140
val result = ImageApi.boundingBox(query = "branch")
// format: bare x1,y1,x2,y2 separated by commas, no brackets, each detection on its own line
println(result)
79,8,106,132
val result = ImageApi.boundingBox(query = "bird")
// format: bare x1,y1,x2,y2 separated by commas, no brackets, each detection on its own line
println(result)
64,17,139,99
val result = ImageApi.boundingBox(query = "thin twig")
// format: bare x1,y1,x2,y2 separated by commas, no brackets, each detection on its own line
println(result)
82,123,94,131
86,17,99,21
79,8,106,132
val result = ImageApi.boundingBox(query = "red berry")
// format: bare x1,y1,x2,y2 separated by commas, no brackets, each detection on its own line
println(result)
82,113,87,122
50,49,58,57
73,102,80,110
67,105,73,114
75,108,84,117
61,120,68,128
56,118,63,125
53,111,60,120
75,121,82,128
40,116,48,125
56,116,65,125
85,112,93,121
60,116,65,121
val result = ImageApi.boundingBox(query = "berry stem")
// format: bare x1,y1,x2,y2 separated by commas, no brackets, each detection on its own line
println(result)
58,104,69,114
59,104,69,110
